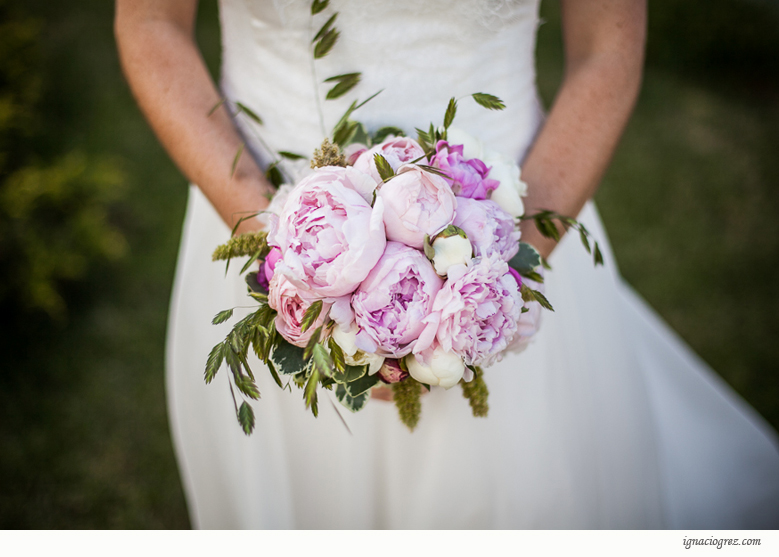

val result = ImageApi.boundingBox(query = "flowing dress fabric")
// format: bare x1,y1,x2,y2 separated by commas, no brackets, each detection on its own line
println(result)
166,0,779,529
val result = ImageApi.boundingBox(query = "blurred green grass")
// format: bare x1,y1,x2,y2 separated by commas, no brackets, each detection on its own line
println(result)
1,0,777,529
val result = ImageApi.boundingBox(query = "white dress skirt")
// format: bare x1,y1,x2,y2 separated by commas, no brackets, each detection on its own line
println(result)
165,0,779,528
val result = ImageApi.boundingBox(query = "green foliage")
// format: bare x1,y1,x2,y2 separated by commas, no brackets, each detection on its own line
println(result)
373,153,395,181
443,97,457,129
461,366,489,418
471,92,505,111
238,402,255,435
372,126,405,144
508,242,542,279
392,377,423,431
324,72,361,100
211,231,269,261
335,383,370,412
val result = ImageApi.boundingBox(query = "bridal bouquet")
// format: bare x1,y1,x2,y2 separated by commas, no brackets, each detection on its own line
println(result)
205,0,602,434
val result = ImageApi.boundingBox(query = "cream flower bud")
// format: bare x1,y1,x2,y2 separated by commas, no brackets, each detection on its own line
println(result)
431,232,473,276
483,152,527,217
331,323,385,375
406,348,465,389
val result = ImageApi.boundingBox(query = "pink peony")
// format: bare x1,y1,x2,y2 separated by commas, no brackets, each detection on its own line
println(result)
258,247,282,290
353,136,427,183
268,274,330,348
352,242,443,358
269,166,386,298
453,197,520,262
419,255,522,367
430,140,499,200
376,165,456,249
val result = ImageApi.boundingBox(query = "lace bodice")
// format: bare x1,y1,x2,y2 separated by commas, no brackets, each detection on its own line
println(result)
218,0,543,168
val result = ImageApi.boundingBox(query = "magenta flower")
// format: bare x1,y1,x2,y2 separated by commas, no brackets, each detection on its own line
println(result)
430,140,500,200
268,166,386,298
352,242,443,358
420,255,522,367
453,197,520,261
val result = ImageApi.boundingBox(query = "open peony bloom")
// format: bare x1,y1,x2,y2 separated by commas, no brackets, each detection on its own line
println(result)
269,166,386,298
352,242,443,358
453,197,520,262
268,274,330,348
405,345,465,389
419,254,523,367
376,165,456,249
430,140,499,200
353,136,427,183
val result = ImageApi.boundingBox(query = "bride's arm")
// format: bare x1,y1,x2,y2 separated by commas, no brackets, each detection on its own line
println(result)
115,0,271,234
519,0,646,258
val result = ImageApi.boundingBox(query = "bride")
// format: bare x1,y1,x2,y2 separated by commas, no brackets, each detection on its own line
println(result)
115,0,779,528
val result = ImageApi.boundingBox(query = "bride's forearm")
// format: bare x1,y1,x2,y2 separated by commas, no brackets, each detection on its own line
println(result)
115,0,271,234
520,0,646,258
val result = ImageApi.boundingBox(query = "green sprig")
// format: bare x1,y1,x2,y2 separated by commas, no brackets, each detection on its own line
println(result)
461,366,489,417
392,377,423,431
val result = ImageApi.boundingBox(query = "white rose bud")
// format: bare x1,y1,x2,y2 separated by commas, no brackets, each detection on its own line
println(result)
446,127,483,160
332,323,385,375
484,151,527,218
431,225,472,276
406,348,466,389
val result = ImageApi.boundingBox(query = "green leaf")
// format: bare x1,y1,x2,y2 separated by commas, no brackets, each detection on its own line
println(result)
314,28,339,58
520,270,544,283
266,359,283,389
443,97,457,129
593,243,604,266
312,12,337,42
423,234,435,261
236,376,261,400
471,92,506,110
374,154,395,181
345,371,380,397
235,102,263,125
507,242,542,276
304,366,320,416
334,363,367,384
354,90,382,110
230,143,245,178
239,249,262,275
328,337,346,372
278,151,306,161
520,283,554,311
415,127,433,152
245,271,268,295
311,0,329,15
212,308,234,325
208,98,226,117
303,326,323,360
238,402,255,435
332,120,358,147
300,300,324,333
372,126,405,144
311,343,334,378
350,122,370,146
535,215,561,241
335,384,370,413
579,228,592,254
204,342,225,384
416,164,450,180
324,72,361,100
265,163,284,188
271,339,308,375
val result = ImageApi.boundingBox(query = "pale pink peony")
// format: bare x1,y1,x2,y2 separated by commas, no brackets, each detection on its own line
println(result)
268,274,330,348
352,242,443,358
506,271,544,355
353,136,426,183
419,255,522,367
430,140,499,200
269,166,386,298
376,165,456,249
453,197,520,262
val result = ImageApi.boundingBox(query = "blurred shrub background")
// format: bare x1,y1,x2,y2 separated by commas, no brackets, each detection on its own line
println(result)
0,0,777,528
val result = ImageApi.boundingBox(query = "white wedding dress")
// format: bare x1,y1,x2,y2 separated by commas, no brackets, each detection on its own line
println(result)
166,0,779,529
